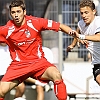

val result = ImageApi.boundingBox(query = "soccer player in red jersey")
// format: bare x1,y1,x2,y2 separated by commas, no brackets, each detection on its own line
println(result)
0,0,74,100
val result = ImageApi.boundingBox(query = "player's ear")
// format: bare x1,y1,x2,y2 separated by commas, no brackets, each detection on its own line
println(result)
24,10,26,15
93,9,96,15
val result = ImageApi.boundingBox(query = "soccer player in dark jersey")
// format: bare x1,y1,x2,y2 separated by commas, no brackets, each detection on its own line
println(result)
0,0,74,100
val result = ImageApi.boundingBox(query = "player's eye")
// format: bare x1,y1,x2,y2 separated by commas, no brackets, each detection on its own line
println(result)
11,11,15,14
85,11,89,14
17,10,21,13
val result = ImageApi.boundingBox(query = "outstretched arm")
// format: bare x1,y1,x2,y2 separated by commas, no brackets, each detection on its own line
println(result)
69,28,89,47
71,30,100,42
59,23,73,34
67,38,78,52
83,33,100,42
66,27,80,52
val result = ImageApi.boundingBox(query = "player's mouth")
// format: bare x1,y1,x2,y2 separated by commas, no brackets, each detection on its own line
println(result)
83,18,88,22
15,18,20,23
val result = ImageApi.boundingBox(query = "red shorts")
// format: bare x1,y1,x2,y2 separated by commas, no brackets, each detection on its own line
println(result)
1,57,56,83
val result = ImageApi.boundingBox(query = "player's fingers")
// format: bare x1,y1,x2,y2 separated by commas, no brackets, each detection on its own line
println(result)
69,30,75,35
66,46,73,52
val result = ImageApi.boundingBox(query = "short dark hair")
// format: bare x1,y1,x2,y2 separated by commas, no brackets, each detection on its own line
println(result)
79,0,95,10
9,0,26,11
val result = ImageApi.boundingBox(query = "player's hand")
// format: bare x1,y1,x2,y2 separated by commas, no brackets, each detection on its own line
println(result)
69,30,79,38
66,45,74,52
80,40,89,48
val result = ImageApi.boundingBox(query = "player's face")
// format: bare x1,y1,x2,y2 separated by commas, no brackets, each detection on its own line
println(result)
10,6,26,26
80,6,96,25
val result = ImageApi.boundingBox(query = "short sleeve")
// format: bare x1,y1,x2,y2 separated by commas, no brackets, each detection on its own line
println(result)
0,26,8,42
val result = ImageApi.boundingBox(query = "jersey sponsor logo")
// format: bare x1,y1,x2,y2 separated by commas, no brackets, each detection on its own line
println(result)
48,20,52,27
14,38,35,46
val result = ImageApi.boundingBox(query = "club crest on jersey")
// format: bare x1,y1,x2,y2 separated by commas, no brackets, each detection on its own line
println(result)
25,29,31,38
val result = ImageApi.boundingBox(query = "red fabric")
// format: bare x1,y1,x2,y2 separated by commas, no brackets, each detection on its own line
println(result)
54,80,67,100
0,98,4,100
0,15,60,62
1,58,56,83
0,15,60,83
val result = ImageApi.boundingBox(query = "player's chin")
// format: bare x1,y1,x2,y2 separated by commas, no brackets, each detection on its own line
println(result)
17,20,20,23
15,21,22,26
85,21,90,25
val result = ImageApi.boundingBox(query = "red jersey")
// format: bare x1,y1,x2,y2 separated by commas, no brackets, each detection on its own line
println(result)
0,15,60,63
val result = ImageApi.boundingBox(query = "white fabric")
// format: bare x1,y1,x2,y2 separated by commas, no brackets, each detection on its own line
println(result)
14,97,26,100
79,34,85,40
78,16,100,64
42,47,54,63
35,80,47,86
0,45,12,75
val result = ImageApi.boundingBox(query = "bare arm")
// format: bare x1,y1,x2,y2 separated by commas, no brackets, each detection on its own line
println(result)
85,33,100,42
59,23,73,34
66,27,79,52
71,27,80,47
72,29,100,42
